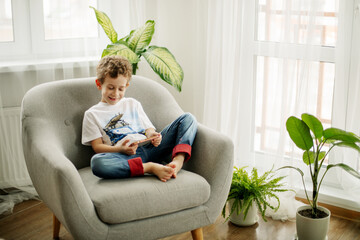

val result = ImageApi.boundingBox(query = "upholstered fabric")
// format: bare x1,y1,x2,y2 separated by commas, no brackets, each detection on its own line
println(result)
79,167,210,224
21,75,234,240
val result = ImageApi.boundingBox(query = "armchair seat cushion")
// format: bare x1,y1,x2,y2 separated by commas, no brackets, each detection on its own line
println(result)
79,167,211,224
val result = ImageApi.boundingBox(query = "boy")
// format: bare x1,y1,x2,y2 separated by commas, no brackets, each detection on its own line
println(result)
82,56,197,182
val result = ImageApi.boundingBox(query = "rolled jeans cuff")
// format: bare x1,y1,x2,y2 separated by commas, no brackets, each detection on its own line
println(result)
172,144,192,162
128,157,144,177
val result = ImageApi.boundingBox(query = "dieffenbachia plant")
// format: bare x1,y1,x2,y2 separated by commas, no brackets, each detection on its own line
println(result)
90,6,184,92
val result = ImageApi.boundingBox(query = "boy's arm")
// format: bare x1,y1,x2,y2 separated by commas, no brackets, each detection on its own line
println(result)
91,137,138,155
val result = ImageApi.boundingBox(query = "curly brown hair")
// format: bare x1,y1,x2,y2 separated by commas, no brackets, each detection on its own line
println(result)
96,56,133,84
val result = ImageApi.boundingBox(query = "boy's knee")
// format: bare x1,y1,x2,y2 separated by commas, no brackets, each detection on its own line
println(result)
182,112,196,123
182,113,197,128
91,154,107,178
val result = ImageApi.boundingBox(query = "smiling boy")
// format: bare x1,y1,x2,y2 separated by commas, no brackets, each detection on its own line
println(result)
81,56,197,182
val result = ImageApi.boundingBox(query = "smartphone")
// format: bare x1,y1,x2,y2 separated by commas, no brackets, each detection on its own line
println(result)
136,135,159,146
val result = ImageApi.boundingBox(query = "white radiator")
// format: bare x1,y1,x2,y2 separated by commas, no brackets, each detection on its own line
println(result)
0,58,97,190
0,107,32,188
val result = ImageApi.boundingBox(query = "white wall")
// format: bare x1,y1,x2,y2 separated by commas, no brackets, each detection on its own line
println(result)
135,0,208,122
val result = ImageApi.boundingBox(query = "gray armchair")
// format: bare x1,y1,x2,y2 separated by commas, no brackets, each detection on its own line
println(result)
21,75,234,240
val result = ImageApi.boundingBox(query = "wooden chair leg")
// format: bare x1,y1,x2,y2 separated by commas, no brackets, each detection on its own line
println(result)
53,214,61,239
191,228,203,240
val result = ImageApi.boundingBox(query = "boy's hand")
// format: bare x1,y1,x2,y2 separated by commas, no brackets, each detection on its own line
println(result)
120,140,138,155
148,132,162,147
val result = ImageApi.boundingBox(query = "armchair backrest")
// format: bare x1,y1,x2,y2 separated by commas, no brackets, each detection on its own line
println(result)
21,76,183,169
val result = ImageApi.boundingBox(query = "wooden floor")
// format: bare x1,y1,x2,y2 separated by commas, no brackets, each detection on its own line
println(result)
0,199,359,240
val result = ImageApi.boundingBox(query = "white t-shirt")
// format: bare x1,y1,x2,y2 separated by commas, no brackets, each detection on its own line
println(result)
82,98,155,146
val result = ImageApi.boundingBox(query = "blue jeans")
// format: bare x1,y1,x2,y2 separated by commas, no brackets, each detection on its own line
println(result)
91,113,197,179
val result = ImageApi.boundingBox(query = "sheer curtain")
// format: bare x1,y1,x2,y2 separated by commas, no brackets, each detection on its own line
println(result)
334,0,360,199
203,0,359,217
203,0,253,163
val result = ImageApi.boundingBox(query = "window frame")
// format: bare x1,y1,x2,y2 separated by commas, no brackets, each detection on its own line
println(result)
0,0,32,61
243,0,360,209
29,0,105,58
0,0,111,61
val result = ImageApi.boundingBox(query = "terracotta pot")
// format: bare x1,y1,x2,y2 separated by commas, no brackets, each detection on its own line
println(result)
228,200,259,226
296,205,330,240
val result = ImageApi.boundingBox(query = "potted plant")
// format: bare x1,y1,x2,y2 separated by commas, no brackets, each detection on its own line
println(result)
90,6,184,92
282,113,360,240
222,166,291,226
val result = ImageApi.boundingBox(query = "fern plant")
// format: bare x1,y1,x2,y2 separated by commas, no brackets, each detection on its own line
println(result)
222,166,291,222
90,6,184,92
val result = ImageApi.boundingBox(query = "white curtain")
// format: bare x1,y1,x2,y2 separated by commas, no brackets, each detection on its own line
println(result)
334,0,360,199
203,0,359,216
203,0,253,164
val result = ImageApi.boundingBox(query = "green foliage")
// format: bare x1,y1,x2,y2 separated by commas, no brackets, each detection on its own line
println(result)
222,166,291,222
90,7,184,92
90,6,117,43
142,46,184,91
283,113,360,218
286,116,313,151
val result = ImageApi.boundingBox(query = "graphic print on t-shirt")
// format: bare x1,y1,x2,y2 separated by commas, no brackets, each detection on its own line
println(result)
103,112,145,145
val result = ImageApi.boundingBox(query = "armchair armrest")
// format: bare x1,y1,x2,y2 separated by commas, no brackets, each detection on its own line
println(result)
22,117,108,238
185,123,234,222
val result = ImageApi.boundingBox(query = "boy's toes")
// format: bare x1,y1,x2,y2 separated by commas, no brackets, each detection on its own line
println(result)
164,166,174,174
167,162,176,168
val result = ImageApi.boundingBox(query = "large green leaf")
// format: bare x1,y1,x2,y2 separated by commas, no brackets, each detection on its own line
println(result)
323,128,360,143
327,163,360,179
334,141,360,153
286,116,313,151
301,113,323,140
90,6,117,43
303,151,326,165
127,20,155,54
278,166,305,177
102,41,140,64
142,46,184,92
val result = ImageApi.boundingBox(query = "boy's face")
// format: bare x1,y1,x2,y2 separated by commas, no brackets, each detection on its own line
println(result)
96,75,129,105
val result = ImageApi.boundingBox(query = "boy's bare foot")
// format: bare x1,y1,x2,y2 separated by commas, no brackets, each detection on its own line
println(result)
167,153,186,178
143,162,174,182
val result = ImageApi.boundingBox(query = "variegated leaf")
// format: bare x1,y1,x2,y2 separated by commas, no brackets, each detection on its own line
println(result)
128,20,155,54
90,6,117,43
142,46,183,92
102,42,139,64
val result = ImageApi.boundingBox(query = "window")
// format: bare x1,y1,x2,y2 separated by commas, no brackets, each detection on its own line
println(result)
0,0,13,42
238,0,360,209
43,0,98,40
0,0,109,61
257,0,338,46
254,0,338,163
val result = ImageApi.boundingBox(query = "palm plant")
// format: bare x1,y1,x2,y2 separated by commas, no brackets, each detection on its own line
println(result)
90,6,184,92
222,166,291,222
282,113,360,218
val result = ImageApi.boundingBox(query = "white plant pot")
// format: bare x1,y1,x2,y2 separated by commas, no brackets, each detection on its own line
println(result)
296,205,331,240
228,200,259,226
